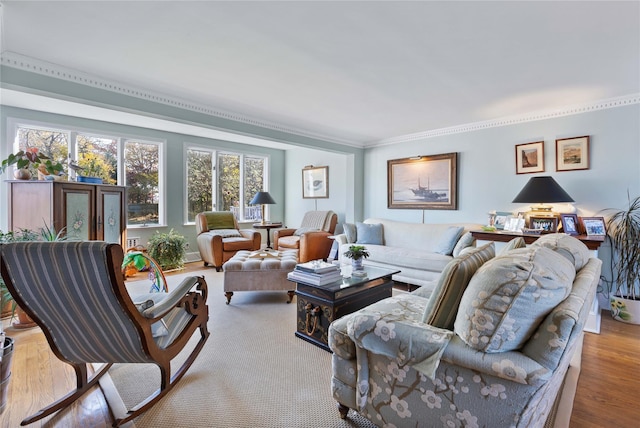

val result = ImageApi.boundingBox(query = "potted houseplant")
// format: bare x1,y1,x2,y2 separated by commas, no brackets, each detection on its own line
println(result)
602,194,640,324
343,245,370,276
147,229,187,271
0,147,64,180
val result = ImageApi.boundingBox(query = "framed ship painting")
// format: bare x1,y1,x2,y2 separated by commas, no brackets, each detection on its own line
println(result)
387,152,458,210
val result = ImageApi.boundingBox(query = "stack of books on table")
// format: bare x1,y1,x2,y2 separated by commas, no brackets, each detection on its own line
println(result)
287,260,343,285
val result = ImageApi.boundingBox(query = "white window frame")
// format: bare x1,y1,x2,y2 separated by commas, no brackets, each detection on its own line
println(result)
183,143,269,224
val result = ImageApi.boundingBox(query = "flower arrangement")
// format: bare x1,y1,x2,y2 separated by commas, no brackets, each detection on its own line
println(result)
0,147,64,177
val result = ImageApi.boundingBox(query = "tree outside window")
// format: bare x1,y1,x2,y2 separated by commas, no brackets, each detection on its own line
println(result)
125,141,160,226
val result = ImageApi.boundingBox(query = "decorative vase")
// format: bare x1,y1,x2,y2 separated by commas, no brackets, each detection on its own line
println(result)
13,168,31,180
610,296,640,325
351,258,367,276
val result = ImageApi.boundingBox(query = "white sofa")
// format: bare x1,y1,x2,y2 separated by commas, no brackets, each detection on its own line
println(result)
334,218,483,293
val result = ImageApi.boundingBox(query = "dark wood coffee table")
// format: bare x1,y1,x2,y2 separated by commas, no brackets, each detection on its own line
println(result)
290,266,400,352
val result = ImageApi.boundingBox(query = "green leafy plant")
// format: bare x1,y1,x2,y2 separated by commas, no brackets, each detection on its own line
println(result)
147,229,187,271
602,193,640,302
0,148,64,176
343,245,370,260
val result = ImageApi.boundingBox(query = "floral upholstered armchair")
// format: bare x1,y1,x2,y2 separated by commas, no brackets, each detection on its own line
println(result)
329,234,601,428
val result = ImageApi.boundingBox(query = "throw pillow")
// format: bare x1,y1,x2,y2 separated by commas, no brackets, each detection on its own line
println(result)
498,236,526,256
356,222,383,245
422,242,495,330
205,212,235,230
434,226,464,255
294,227,320,236
343,222,357,243
452,231,475,257
454,246,575,353
530,233,590,270
131,292,169,337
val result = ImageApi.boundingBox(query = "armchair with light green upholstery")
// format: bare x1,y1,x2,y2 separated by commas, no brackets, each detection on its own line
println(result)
273,210,337,263
195,211,261,271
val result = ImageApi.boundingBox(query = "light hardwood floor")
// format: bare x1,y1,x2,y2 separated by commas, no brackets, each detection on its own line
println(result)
1,282,638,426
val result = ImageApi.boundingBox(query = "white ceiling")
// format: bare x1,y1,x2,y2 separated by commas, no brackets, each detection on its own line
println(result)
1,1,639,147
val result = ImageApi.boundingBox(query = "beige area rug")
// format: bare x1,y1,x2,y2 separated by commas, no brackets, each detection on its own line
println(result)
107,269,378,428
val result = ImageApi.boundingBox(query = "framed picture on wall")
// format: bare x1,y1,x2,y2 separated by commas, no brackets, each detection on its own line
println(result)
556,136,590,171
387,152,458,210
515,141,545,174
302,166,329,198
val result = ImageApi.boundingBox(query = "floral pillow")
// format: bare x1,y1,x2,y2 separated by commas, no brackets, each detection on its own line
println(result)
530,233,591,270
454,246,575,353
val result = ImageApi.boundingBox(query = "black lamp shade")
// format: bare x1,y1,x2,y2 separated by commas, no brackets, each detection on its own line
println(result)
512,176,574,203
250,191,276,205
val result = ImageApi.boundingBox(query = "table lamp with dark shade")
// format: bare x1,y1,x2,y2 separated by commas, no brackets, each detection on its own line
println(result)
250,191,276,225
512,176,574,226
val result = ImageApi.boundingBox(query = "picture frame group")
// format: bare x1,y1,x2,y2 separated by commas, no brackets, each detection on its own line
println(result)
515,135,590,174
559,214,606,236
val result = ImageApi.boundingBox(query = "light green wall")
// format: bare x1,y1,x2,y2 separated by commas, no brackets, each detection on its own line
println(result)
0,105,287,251
364,104,639,223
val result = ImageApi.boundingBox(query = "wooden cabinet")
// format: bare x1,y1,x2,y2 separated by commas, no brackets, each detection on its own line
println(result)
8,181,126,245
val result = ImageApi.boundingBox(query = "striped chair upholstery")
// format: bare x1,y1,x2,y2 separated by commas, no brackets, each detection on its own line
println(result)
0,241,210,427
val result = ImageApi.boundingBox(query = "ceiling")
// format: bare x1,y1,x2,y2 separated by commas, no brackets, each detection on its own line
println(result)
1,1,639,147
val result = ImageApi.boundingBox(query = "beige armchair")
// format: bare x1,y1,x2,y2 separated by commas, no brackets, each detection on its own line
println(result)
196,211,261,271
274,210,337,263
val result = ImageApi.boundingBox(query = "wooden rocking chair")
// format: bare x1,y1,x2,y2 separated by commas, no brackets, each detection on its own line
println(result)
0,241,209,426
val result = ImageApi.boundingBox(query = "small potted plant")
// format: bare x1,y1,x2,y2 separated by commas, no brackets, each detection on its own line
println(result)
602,193,640,324
147,229,187,271
0,147,64,180
343,245,370,276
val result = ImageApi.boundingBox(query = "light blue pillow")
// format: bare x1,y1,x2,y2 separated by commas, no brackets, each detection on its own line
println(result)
356,222,383,245
452,231,475,257
343,223,357,243
434,226,464,255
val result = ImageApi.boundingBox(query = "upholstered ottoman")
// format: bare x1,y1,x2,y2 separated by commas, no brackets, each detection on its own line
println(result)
222,249,298,304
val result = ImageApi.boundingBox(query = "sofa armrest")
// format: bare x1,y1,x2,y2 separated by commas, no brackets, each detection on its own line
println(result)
333,233,348,246
442,336,551,387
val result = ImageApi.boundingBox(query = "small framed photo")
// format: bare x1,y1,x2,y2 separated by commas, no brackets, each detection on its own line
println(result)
581,216,606,236
529,216,558,233
494,211,513,230
560,214,580,235
515,141,544,174
504,216,525,232
302,166,329,199
556,136,589,172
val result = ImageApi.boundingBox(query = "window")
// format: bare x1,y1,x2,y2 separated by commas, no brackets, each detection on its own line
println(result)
10,120,164,227
125,141,160,226
186,146,267,223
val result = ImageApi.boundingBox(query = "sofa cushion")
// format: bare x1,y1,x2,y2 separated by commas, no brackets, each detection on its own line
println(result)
356,222,383,245
454,246,575,353
422,242,495,330
530,233,590,270
499,236,526,255
343,222,357,243
452,231,475,257
208,229,242,238
363,244,452,272
434,226,464,255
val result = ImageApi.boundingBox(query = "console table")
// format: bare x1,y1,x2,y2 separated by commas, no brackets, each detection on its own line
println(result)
471,230,605,334
470,230,605,250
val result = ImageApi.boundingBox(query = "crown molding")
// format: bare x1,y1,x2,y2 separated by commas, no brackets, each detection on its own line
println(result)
2,52,637,150
371,93,640,147
0,52,359,147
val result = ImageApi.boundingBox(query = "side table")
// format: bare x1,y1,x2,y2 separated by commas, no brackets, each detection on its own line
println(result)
252,222,283,249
